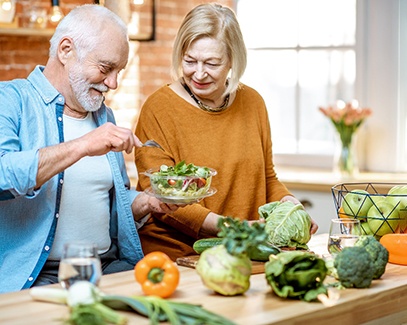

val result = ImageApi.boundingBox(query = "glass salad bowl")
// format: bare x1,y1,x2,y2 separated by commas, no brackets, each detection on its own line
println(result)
142,161,217,204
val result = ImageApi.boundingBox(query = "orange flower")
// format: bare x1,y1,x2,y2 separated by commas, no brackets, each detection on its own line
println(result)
319,100,372,148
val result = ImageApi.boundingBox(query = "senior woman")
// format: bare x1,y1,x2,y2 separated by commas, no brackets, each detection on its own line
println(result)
134,3,318,260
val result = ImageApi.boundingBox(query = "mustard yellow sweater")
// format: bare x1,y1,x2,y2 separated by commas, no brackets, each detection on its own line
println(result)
134,83,291,260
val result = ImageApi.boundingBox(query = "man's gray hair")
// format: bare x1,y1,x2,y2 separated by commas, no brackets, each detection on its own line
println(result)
49,4,128,60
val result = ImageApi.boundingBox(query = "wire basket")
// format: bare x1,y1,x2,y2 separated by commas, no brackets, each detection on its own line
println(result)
331,182,407,237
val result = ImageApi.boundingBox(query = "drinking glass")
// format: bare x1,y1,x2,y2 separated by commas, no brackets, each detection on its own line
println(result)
58,241,102,289
327,218,362,256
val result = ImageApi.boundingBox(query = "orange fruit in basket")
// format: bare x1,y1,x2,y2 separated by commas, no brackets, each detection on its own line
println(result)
338,207,351,219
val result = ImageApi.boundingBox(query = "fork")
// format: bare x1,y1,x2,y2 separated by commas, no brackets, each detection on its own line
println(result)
142,139,164,150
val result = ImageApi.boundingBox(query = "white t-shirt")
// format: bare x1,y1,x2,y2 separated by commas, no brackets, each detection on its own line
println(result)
48,113,113,260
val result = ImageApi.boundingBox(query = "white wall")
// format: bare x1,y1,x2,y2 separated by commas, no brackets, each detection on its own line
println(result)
357,0,407,172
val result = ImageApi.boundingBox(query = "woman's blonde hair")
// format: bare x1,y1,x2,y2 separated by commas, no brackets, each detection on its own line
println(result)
171,3,247,95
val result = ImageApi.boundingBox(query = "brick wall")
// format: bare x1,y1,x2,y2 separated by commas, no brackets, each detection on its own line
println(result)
0,0,234,179
0,0,90,80
0,0,234,114
138,0,236,104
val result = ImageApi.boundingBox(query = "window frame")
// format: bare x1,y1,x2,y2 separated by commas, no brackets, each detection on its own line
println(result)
237,0,407,173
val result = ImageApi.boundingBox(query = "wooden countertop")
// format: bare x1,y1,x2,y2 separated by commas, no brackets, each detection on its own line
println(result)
1,234,407,325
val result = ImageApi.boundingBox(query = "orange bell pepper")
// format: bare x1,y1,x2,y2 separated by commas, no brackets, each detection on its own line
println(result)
134,251,180,298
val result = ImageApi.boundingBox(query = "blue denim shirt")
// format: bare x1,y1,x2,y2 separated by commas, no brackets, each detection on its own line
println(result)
0,66,144,293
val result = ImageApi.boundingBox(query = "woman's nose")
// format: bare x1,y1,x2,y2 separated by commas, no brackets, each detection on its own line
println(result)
194,64,207,79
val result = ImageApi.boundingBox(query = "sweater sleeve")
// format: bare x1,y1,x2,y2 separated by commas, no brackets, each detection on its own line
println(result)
134,87,211,238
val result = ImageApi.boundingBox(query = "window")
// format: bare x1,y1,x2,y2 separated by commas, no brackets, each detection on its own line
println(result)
237,0,357,168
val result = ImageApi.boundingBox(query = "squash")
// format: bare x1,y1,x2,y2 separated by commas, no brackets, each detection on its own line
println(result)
379,234,407,265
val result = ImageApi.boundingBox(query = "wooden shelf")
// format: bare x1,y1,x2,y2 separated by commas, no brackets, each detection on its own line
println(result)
0,27,54,37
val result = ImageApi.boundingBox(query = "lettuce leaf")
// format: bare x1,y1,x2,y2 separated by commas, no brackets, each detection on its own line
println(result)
265,251,328,302
258,201,312,249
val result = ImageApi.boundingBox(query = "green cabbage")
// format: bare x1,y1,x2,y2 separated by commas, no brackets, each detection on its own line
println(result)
258,201,312,249
265,251,328,302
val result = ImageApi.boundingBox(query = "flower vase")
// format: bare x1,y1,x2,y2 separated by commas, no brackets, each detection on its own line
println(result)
333,131,359,179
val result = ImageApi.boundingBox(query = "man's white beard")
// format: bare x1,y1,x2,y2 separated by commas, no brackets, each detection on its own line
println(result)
69,65,109,112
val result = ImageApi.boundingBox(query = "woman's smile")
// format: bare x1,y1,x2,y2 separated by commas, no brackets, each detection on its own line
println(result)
191,79,211,89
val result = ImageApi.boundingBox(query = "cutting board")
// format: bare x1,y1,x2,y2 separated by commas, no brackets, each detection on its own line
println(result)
176,255,266,274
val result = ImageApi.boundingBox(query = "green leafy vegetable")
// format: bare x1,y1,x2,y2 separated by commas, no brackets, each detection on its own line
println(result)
65,281,127,325
156,160,212,178
30,282,234,325
196,217,268,296
65,304,126,325
258,201,312,249
193,236,281,261
265,251,328,302
149,161,214,198
102,295,236,325
217,216,268,257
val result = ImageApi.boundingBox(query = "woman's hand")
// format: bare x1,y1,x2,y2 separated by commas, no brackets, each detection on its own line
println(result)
280,195,319,235
132,192,180,221
308,219,319,234
200,213,265,237
280,195,301,205
199,212,222,237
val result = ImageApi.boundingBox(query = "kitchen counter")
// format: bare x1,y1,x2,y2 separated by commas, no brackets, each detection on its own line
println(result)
1,234,407,325
276,166,407,193
128,163,407,193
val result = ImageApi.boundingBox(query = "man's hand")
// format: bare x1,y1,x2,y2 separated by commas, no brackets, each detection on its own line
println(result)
36,123,143,188
78,122,143,156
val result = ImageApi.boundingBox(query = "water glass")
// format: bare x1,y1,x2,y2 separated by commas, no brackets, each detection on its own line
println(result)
327,218,362,256
58,241,102,289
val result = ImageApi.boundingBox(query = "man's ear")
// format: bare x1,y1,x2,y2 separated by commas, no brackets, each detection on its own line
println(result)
58,37,74,65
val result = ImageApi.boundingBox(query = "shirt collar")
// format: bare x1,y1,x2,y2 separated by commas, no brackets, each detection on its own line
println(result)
27,65,63,105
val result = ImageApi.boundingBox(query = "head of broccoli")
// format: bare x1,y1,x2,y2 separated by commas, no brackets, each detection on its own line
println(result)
334,246,375,288
355,235,389,279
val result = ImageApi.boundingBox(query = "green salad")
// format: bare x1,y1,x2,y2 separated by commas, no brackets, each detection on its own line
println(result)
148,161,215,198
